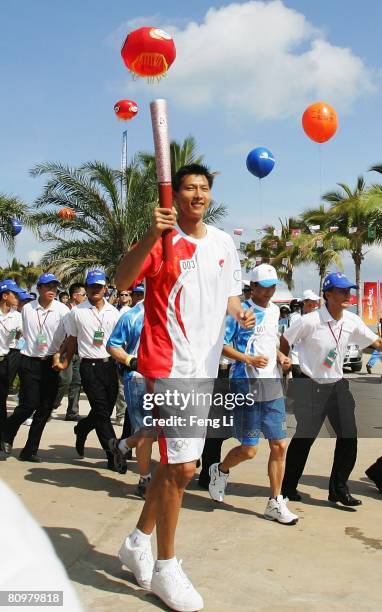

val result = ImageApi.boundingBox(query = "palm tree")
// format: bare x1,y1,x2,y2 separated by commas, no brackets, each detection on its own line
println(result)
1,258,43,290
0,193,33,251
322,177,382,312
31,155,227,284
140,135,204,175
2,257,24,283
22,261,44,290
245,218,307,290
300,205,347,294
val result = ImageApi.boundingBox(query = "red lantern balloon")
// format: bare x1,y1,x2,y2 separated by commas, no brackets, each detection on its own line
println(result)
58,208,76,220
114,99,138,120
302,102,338,143
121,27,176,79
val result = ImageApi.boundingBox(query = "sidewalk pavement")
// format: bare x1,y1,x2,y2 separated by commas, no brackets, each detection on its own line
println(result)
2,365,382,611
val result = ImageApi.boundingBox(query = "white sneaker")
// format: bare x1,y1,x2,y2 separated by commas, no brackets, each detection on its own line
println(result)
264,495,298,525
23,418,33,426
208,463,229,502
118,535,154,590
151,559,204,611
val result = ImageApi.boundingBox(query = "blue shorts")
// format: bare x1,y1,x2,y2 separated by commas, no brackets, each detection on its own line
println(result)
124,376,146,434
233,397,287,446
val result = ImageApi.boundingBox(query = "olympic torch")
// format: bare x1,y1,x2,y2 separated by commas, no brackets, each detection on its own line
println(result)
150,99,173,262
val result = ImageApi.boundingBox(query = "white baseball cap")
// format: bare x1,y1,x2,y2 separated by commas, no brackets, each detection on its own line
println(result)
250,264,279,287
302,289,320,301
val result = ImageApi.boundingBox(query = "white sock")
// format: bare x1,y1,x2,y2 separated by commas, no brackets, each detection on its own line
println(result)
155,557,177,571
118,439,129,455
129,527,151,547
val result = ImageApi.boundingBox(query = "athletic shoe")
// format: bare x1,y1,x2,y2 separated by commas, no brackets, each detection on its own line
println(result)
118,535,154,590
264,495,298,525
108,438,128,474
366,364,372,375
136,476,151,499
208,463,229,502
151,559,204,611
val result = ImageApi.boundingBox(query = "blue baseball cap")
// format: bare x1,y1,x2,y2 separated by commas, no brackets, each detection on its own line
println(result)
86,269,106,286
0,279,23,296
18,290,33,301
37,273,60,285
323,272,357,291
132,283,144,293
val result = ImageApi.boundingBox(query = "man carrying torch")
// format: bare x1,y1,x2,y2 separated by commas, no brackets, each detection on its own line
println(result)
113,99,255,612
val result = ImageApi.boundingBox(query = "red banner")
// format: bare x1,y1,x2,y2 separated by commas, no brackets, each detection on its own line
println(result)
362,282,378,325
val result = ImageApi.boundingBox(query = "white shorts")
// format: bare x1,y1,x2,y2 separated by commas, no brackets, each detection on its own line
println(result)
144,378,214,464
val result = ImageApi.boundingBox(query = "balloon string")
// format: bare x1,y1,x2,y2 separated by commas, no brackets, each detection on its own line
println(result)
318,143,323,203
258,178,263,232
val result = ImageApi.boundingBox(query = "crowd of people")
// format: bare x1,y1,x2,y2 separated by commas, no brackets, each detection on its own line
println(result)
1,163,382,612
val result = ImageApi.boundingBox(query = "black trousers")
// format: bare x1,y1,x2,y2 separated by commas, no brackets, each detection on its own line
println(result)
3,355,59,455
7,348,21,390
282,377,357,495
53,354,81,417
0,357,9,438
78,359,117,455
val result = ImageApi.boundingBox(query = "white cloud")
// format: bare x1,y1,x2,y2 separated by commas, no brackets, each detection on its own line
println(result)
117,0,376,120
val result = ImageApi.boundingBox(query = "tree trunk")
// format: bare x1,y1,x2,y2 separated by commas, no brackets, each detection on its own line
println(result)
353,250,362,315
319,263,326,296
287,268,293,291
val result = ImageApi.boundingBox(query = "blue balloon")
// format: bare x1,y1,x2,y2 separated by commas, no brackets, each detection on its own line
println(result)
10,219,22,236
246,147,275,179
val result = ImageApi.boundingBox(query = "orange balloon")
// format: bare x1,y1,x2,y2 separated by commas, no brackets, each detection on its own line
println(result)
58,208,76,220
302,102,338,143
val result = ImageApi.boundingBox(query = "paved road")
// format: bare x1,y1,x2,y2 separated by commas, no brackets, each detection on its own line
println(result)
1,357,382,611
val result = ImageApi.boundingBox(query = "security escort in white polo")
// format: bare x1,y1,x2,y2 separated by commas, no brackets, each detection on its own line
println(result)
62,269,120,469
1,274,68,462
0,280,23,450
280,272,382,507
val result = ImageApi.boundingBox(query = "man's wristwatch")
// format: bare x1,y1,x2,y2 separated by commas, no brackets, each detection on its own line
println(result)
124,355,138,371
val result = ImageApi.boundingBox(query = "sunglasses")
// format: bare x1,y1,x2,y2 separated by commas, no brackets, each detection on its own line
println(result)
119,292,130,297
74,292,86,296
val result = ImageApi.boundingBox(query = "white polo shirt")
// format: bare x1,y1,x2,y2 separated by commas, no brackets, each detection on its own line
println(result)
64,299,120,359
288,311,302,365
0,309,22,356
21,299,68,358
284,304,378,383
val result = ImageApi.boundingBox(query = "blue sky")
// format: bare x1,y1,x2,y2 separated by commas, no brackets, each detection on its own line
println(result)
1,0,382,294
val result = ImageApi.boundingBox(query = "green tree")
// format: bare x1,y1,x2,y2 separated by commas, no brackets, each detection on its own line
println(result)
31,154,227,284
22,261,44,290
245,218,306,291
140,135,204,175
322,176,382,312
1,258,43,289
0,194,33,251
300,205,347,294
2,257,24,282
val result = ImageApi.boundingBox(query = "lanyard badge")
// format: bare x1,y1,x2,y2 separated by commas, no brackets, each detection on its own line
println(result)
37,332,48,350
323,348,337,369
36,310,50,350
323,321,343,369
93,330,105,347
